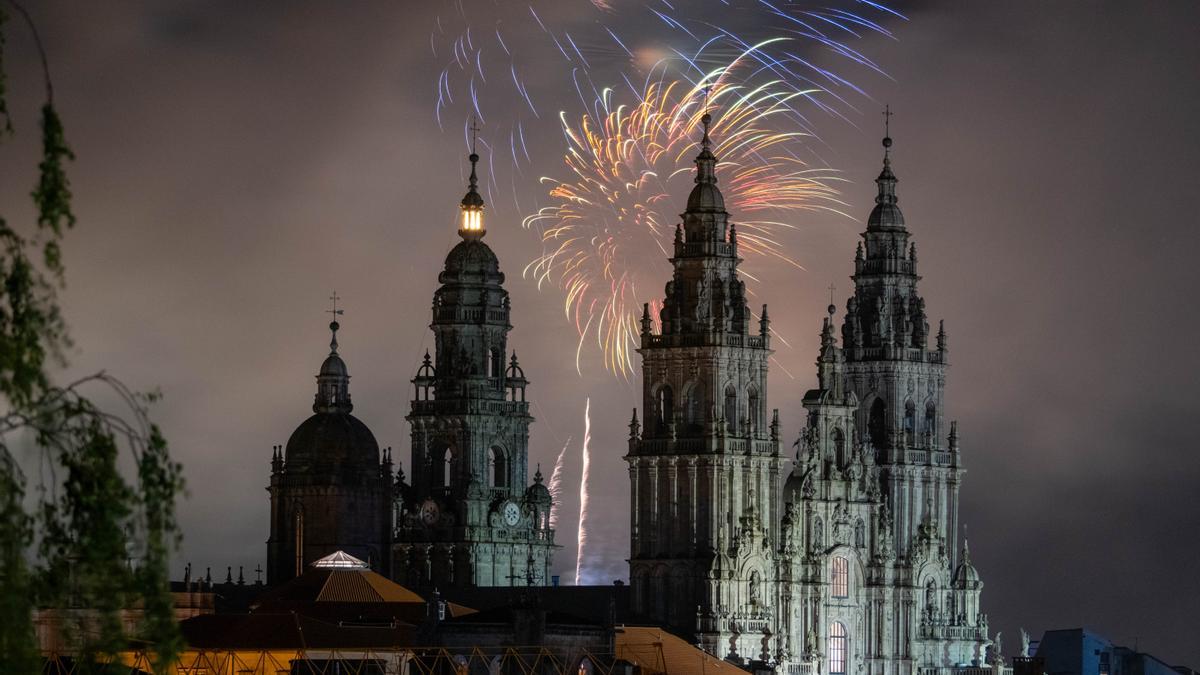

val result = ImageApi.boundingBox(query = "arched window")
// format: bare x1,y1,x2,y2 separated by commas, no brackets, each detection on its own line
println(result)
656,385,674,433
747,387,761,433
685,382,705,430
488,447,508,488
442,447,454,488
831,556,849,598
868,398,887,450
904,400,916,446
833,427,846,467
925,402,937,443
724,384,738,434
829,623,848,674
489,348,503,379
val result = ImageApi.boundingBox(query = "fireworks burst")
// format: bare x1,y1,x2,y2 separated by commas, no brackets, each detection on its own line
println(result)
430,1,901,202
574,397,593,585
524,51,851,375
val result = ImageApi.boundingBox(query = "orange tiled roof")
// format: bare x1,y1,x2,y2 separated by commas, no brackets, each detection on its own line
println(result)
615,626,749,675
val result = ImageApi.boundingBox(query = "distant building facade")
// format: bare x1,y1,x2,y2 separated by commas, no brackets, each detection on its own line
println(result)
627,115,992,673
1035,629,1191,675
391,149,556,588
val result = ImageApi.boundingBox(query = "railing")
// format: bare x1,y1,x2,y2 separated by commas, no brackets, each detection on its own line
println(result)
675,240,736,258
642,333,767,349
433,305,510,325
633,437,777,457
857,257,917,276
845,346,944,363
411,398,530,416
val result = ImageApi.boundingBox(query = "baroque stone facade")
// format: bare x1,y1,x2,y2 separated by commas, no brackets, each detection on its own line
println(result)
628,120,992,672
392,150,556,588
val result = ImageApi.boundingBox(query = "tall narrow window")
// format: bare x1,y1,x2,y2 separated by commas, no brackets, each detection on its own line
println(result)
724,384,738,434
833,428,846,467
685,382,705,430
868,398,887,450
829,623,847,674
748,387,760,432
925,402,937,444
831,556,849,598
490,349,503,378
904,400,916,446
488,447,508,488
656,385,674,433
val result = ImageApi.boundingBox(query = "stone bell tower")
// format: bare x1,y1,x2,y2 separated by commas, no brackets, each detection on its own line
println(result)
776,123,990,675
392,146,555,588
626,112,784,661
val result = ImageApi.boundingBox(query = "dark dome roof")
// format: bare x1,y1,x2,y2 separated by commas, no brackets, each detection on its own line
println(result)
443,239,500,276
687,182,726,212
867,202,905,230
525,481,551,503
319,353,348,378
284,412,379,482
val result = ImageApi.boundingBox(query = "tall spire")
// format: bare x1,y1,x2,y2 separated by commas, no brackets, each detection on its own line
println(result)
314,298,352,414
459,117,485,238
868,105,905,231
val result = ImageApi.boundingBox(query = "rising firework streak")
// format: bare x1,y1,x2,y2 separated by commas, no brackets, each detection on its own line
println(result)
574,398,593,585
548,436,570,530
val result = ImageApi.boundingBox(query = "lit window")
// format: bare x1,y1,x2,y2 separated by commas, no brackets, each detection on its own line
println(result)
831,556,849,598
829,622,847,674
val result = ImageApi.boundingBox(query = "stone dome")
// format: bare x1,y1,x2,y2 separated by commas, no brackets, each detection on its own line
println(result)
525,480,551,504
867,202,905,230
319,352,348,378
686,181,726,212
952,557,982,588
284,412,380,483
442,239,500,277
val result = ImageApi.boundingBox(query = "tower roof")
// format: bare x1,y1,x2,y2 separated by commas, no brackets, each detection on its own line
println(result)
314,319,352,414
284,314,380,482
685,113,727,213
867,119,905,231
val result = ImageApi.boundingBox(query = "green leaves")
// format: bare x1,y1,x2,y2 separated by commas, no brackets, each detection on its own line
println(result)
0,9,185,673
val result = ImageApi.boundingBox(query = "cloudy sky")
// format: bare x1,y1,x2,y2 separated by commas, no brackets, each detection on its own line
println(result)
2,0,1198,666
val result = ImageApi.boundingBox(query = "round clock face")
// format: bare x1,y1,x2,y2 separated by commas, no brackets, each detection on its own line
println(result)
503,501,521,527
419,499,440,526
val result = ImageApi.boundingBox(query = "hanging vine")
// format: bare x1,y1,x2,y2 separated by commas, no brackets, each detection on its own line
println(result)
0,2,185,673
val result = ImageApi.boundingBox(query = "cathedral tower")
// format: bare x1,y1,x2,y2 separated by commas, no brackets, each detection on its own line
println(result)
626,113,784,660
778,125,990,675
393,148,555,588
267,317,393,585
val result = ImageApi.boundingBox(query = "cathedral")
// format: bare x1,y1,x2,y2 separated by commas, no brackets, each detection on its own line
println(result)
626,113,992,673
263,107,992,674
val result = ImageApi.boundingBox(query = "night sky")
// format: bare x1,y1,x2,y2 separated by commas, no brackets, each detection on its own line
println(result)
2,1,1198,666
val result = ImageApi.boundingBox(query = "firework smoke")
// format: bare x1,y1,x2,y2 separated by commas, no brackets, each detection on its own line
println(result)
574,397,593,585
548,435,571,530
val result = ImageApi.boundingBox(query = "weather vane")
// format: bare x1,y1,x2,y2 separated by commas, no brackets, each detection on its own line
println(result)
883,104,894,137
469,115,481,155
327,291,344,321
